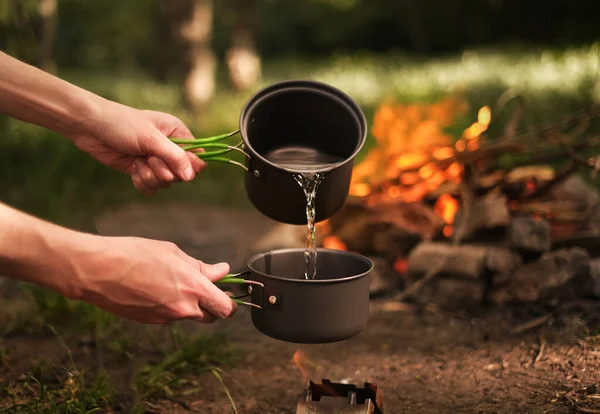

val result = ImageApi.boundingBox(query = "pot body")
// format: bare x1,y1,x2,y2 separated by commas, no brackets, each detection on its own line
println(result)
246,248,373,344
239,80,367,225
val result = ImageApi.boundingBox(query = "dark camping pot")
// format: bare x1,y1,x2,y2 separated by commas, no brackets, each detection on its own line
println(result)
170,80,368,224
217,248,373,344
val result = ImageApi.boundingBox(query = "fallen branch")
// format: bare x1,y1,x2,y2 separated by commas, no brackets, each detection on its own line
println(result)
575,406,600,414
509,314,552,335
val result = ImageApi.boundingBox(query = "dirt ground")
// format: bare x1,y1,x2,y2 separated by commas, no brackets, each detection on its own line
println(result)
143,296,600,414
2,203,600,413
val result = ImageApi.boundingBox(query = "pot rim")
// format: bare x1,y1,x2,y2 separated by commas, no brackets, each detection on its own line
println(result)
238,79,368,174
246,247,373,284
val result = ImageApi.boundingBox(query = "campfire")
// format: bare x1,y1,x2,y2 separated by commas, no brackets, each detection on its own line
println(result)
315,93,600,305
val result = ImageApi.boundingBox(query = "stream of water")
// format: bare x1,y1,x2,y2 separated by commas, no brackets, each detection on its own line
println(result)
293,172,324,279
264,146,344,279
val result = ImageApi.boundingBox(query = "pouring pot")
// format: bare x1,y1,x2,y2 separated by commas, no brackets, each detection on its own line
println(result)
172,80,368,225
218,248,373,344
240,80,367,224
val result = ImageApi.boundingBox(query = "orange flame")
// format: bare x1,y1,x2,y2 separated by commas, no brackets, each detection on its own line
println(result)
349,97,490,209
526,179,536,195
292,350,320,385
292,350,310,384
434,194,459,237
323,236,347,251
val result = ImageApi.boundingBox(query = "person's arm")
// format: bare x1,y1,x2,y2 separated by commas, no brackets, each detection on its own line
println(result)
0,51,103,141
0,202,237,324
0,51,204,194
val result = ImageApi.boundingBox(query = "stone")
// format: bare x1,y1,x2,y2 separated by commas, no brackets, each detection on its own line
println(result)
588,259,600,298
485,248,523,285
492,247,590,303
506,216,551,254
452,191,510,242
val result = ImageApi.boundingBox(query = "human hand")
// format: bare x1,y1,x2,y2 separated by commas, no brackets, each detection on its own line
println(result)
72,101,204,195
75,235,238,324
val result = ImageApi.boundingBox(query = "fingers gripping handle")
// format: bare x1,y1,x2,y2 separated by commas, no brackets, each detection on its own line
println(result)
216,271,263,309
168,130,250,171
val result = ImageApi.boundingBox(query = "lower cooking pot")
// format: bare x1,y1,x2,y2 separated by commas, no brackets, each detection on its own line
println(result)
218,248,373,344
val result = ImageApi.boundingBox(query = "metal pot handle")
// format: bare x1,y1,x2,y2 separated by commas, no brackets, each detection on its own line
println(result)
216,271,264,309
169,130,251,172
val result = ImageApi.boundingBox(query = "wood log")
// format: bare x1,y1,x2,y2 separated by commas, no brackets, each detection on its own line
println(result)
369,201,444,240
407,242,488,280
552,232,600,257
451,191,510,242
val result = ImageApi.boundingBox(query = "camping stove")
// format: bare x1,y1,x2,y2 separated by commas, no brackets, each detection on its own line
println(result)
295,379,384,413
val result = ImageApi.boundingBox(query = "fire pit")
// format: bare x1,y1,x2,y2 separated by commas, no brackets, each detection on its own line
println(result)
255,94,600,306
296,379,384,414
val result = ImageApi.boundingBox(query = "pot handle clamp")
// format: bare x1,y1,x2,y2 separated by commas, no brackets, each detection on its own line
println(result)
216,271,264,310
169,130,250,172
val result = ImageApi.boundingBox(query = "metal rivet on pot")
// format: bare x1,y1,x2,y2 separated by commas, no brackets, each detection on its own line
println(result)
253,169,260,178
268,295,277,305
247,286,253,294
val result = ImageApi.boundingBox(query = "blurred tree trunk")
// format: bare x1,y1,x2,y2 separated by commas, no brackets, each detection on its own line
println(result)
397,0,428,53
160,0,216,110
180,0,216,110
38,0,57,73
226,0,261,92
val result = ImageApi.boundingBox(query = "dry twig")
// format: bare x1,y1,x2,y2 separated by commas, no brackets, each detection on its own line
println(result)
509,314,552,335
533,330,546,367
394,175,474,302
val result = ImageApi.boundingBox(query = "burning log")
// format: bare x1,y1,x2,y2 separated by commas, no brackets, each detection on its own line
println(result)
321,198,443,255
369,201,444,240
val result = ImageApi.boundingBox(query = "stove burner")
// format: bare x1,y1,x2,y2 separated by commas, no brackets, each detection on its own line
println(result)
296,379,384,413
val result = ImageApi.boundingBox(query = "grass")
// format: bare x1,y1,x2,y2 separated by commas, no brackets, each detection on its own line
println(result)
0,286,241,412
132,332,239,409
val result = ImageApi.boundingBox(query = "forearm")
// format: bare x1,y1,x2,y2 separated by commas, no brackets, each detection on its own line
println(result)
0,202,98,299
0,51,105,140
